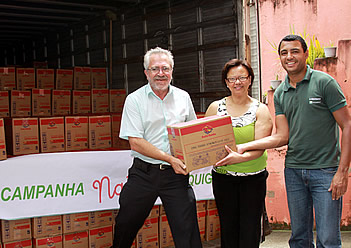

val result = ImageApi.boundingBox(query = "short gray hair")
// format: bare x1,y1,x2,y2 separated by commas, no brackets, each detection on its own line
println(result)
143,47,174,70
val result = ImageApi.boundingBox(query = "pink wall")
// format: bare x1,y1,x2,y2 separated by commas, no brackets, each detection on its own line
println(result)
259,0,351,93
263,37,351,227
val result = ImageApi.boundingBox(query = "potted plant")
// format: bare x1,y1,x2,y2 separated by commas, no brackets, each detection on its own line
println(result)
324,41,337,57
270,74,282,90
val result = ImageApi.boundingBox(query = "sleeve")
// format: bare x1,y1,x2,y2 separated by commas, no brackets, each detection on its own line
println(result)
274,90,284,116
119,94,144,140
323,78,347,113
186,93,197,121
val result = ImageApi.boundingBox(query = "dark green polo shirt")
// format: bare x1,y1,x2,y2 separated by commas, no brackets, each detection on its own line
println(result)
274,66,347,169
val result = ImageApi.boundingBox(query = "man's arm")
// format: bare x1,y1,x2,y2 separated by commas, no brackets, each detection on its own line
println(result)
128,137,188,175
237,114,290,153
329,106,351,200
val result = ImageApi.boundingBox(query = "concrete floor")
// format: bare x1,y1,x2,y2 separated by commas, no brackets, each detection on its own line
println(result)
201,231,351,248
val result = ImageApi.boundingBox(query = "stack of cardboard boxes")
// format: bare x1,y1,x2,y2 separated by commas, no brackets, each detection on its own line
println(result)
0,66,130,160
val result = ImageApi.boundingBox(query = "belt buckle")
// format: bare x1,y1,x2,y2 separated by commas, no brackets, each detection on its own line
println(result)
159,164,167,170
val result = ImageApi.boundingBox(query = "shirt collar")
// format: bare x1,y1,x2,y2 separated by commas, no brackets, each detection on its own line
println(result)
146,83,174,99
282,65,312,91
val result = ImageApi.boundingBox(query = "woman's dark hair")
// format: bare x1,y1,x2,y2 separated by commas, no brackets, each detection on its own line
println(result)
278,34,308,55
222,59,254,92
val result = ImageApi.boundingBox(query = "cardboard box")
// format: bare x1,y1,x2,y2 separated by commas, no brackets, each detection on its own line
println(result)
109,89,126,113
91,89,109,113
32,89,51,116
0,91,10,117
63,231,89,248
0,118,7,160
32,216,63,238
16,68,35,90
39,117,65,153
5,118,39,156
89,225,113,248
207,199,217,210
65,116,89,151
62,213,89,234
10,90,31,117
52,90,71,115
72,90,91,114
136,217,158,248
111,114,130,150
167,115,236,173
1,219,31,242
0,67,16,90
36,69,55,89
197,200,207,211
89,210,113,229
33,235,63,248
89,115,111,149
197,210,206,241
158,215,174,248
3,239,32,248
91,68,107,88
205,208,220,241
73,67,91,90
55,69,73,90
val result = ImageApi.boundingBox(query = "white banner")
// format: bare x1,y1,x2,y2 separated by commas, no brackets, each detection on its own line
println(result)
0,150,214,220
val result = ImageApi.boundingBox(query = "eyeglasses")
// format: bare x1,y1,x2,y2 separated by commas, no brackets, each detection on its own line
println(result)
147,66,172,74
226,76,249,83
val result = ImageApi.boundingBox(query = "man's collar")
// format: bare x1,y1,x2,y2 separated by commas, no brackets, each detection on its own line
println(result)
282,65,312,91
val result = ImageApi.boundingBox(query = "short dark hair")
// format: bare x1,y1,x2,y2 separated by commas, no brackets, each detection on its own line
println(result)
222,59,254,91
278,34,308,55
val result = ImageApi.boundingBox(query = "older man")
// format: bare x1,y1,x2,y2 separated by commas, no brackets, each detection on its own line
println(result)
112,47,202,248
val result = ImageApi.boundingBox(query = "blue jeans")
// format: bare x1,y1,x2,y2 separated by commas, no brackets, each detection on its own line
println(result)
284,167,342,248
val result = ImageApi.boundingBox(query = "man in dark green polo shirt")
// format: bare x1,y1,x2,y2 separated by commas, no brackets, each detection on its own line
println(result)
218,34,351,248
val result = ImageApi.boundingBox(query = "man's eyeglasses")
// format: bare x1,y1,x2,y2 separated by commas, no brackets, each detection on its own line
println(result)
226,76,249,83
147,66,172,73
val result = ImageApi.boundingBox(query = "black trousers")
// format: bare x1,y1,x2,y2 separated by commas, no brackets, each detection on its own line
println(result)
212,169,268,248
112,158,202,248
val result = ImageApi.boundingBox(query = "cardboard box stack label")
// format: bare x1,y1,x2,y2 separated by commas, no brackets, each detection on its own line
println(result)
109,89,126,113
39,117,65,153
32,89,51,116
33,235,63,248
65,116,88,151
205,208,220,241
0,91,9,117
5,118,39,155
32,215,62,238
55,69,73,90
63,230,89,248
72,90,91,114
52,90,71,115
0,118,7,160
136,217,159,248
63,213,89,234
89,115,111,149
91,68,107,88
36,69,55,89
73,67,91,90
1,219,32,242
89,225,113,248
111,114,130,150
89,210,113,229
92,89,109,113
16,68,35,90
0,67,16,90
3,239,32,248
167,115,236,173
158,215,173,248
10,90,31,117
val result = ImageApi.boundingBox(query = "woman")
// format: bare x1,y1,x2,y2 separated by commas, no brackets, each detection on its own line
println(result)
205,59,273,248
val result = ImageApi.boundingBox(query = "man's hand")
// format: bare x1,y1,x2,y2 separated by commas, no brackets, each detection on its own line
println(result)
328,170,349,200
215,145,243,167
169,157,188,175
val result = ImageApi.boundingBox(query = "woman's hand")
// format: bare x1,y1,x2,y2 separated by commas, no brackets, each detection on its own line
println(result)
215,145,244,166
